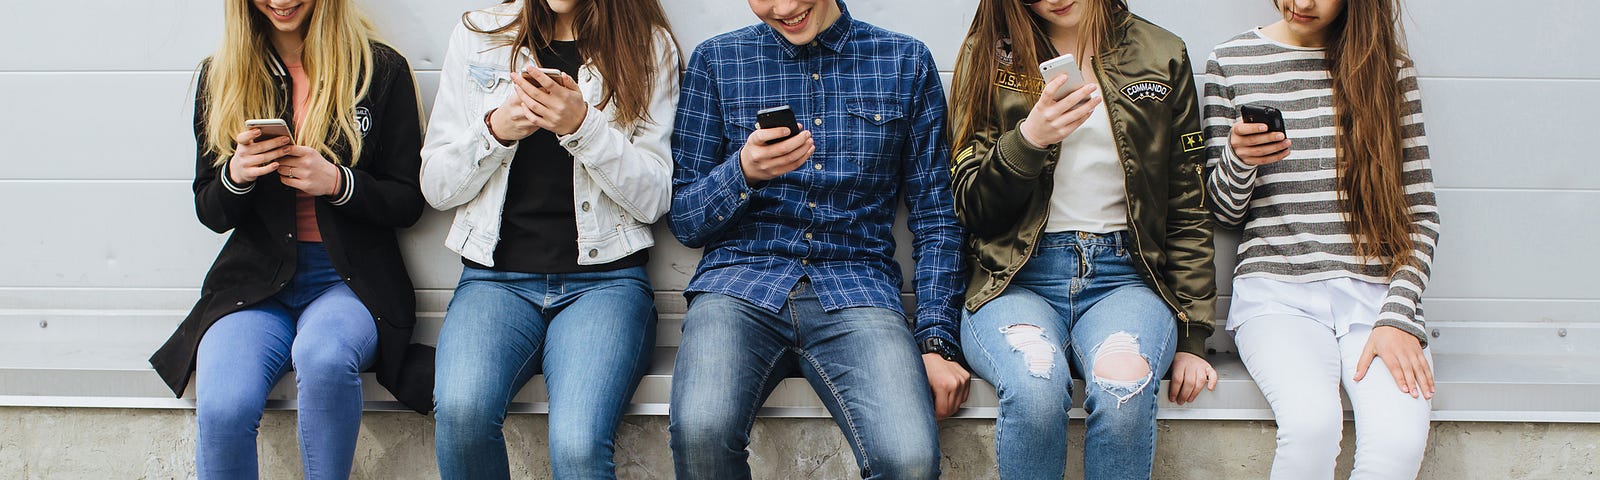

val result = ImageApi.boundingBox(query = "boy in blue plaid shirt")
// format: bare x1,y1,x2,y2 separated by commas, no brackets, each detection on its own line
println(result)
666,1,968,478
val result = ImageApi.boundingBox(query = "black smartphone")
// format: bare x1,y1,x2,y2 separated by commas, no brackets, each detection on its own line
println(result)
1240,105,1286,134
755,105,800,145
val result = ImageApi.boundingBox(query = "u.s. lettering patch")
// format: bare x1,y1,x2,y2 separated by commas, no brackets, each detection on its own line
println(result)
1121,80,1171,103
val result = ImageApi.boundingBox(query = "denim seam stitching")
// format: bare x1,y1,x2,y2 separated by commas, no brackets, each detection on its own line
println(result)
798,349,871,475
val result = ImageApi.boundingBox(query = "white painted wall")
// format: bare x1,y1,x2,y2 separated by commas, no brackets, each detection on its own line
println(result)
2,0,1596,348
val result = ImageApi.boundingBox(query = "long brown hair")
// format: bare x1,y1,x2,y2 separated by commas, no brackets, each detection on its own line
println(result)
466,0,679,128
950,0,1127,153
204,0,379,166
1319,0,1416,275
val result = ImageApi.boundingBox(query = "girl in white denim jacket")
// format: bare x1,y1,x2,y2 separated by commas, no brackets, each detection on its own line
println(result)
419,0,680,478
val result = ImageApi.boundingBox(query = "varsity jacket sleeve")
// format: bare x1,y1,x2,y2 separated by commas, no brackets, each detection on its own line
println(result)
1374,65,1441,346
557,29,680,223
328,48,425,229
191,64,258,234
1201,50,1258,228
419,19,519,211
949,44,1056,239
668,42,756,249
1164,46,1219,357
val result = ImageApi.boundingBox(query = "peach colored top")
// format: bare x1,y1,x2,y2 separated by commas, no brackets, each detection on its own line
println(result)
286,63,321,242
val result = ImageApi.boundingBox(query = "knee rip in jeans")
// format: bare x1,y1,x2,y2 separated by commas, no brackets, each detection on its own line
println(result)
999,324,1056,379
1090,331,1152,408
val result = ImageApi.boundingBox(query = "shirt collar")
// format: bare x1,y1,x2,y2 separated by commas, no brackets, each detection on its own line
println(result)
767,0,854,59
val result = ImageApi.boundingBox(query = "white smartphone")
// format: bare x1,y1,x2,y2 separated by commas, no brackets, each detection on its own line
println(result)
244,118,294,144
1038,53,1087,101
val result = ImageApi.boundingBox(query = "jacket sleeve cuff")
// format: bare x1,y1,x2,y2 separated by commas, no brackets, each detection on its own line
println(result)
996,122,1055,179
219,167,254,195
327,165,356,206
478,116,518,164
1175,324,1212,357
555,105,608,155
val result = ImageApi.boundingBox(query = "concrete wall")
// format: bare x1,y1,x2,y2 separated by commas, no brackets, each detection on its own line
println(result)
3,407,1596,479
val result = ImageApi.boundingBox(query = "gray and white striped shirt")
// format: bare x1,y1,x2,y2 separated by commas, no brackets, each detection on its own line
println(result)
1202,29,1440,342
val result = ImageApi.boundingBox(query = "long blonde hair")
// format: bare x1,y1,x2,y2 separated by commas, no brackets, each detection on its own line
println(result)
202,0,378,166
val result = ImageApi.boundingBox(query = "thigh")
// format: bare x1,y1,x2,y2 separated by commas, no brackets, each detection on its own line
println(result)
196,303,297,401
292,283,379,370
1338,325,1433,425
1069,284,1178,381
435,277,549,409
796,304,939,461
1233,314,1344,418
961,285,1072,386
543,276,657,421
671,293,793,427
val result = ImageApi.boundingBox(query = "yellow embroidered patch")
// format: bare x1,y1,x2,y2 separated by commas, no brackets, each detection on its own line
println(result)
993,67,1043,95
1180,132,1204,152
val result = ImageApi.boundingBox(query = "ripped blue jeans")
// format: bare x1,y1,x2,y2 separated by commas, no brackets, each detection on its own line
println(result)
961,231,1177,480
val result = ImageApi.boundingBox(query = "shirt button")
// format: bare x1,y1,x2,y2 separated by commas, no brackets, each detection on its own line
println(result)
801,259,809,265
807,202,817,208
581,201,591,212
588,249,599,258
805,232,813,240
814,163,823,170
235,301,245,306
717,215,725,221
345,276,353,281
739,192,748,200
874,114,882,121
813,118,823,126
285,233,293,239
812,73,820,81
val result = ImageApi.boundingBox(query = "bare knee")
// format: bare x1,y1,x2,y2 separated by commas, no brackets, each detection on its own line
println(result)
1090,331,1150,382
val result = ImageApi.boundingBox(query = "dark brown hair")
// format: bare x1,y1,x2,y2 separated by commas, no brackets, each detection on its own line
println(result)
466,0,679,127
1319,0,1416,275
950,0,1127,152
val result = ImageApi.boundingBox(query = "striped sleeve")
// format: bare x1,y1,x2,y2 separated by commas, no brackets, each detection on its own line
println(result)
1201,51,1257,227
1374,65,1441,344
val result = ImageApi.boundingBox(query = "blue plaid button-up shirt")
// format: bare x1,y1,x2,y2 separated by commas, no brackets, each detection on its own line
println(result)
669,2,966,345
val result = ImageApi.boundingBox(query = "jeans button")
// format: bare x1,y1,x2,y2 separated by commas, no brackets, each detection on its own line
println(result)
581,201,591,212
588,249,599,258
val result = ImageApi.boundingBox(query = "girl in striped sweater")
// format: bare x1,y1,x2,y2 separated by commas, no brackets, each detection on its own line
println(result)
1202,0,1439,478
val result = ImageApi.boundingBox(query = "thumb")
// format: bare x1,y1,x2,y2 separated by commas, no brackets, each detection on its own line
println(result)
1354,342,1376,381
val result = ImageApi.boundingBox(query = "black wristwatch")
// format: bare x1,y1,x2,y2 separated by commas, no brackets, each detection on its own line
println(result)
919,337,961,363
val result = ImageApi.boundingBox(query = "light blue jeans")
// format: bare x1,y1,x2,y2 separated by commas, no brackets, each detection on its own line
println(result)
433,265,656,480
195,242,378,480
961,231,1177,480
668,282,941,480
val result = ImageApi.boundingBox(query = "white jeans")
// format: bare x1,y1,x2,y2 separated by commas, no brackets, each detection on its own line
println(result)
1230,277,1433,480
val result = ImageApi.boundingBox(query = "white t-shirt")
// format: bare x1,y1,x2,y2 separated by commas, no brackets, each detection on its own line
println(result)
1045,100,1128,233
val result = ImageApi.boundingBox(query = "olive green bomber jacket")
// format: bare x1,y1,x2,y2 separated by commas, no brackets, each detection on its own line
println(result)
950,13,1217,356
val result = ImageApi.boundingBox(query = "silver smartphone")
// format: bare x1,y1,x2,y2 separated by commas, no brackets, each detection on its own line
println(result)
244,118,294,144
1038,53,1087,101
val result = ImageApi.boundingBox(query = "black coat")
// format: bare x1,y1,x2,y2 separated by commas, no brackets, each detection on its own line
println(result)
150,43,434,413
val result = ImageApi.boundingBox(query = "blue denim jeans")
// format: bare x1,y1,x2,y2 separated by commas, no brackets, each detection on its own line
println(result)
961,231,1178,480
668,281,941,480
195,242,378,480
433,265,656,480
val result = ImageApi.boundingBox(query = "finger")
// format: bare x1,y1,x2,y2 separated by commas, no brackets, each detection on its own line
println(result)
1383,351,1410,395
235,129,262,145
525,67,556,90
1039,74,1071,103
511,68,541,96
1207,367,1218,390
1232,121,1268,135
768,128,812,154
749,125,795,145
1168,376,1179,403
1417,353,1435,397
1240,131,1287,147
1397,353,1421,398
1354,343,1376,381
556,72,579,90
1181,369,1201,403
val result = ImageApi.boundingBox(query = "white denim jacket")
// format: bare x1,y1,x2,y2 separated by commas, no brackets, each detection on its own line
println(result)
420,3,680,267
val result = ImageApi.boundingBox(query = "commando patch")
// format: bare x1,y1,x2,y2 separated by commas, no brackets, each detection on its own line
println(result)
1180,131,1204,152
1122,80,1172,103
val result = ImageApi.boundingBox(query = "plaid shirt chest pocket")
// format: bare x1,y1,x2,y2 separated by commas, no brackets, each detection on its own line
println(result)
843,98,907,170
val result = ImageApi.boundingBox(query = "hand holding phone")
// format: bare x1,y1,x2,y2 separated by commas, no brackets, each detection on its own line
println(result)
740,104,814,185
1038,53,1088,101
1231,105,1292,166
1019,54,1102,148
521,67,567,88
229,119,295,185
